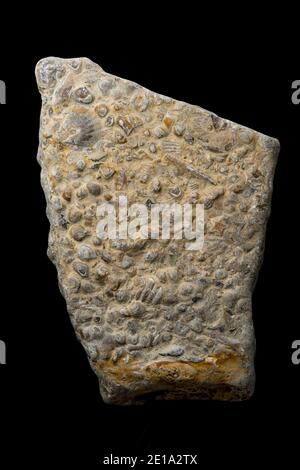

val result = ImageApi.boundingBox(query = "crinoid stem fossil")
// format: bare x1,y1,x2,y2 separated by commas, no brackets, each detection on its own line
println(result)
36,57,279,404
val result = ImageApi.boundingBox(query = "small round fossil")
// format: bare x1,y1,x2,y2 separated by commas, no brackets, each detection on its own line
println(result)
68,207,82,223
105,116,114,127
78,245,97,260
154,126,167,138
174,123,185,136
169,186,182,198
95,104,108,117
74,87,94,104
73,261,89,277
87,182,101,196
149,143,157,153
95,264,108,280
70,225,88,241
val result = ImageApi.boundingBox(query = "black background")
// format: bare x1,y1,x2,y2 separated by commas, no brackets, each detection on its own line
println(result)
0,17,299,468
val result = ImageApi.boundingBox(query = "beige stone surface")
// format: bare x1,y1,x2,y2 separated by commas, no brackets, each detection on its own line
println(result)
36,57,279,404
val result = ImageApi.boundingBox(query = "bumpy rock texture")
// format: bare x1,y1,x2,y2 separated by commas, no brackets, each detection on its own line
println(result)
36,57,279,404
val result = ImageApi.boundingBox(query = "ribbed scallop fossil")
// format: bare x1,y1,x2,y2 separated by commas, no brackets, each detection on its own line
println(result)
58,109,100,147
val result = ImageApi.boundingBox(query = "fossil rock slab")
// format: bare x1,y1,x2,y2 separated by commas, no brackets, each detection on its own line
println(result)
36,57,279,404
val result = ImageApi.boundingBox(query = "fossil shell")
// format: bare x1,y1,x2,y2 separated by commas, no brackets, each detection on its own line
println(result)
58,109,100,147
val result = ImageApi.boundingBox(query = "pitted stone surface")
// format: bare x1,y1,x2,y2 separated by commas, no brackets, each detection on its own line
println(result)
36,57,279,404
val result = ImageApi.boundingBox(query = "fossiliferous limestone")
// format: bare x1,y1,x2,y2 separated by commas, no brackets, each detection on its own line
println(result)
36,57,279,404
